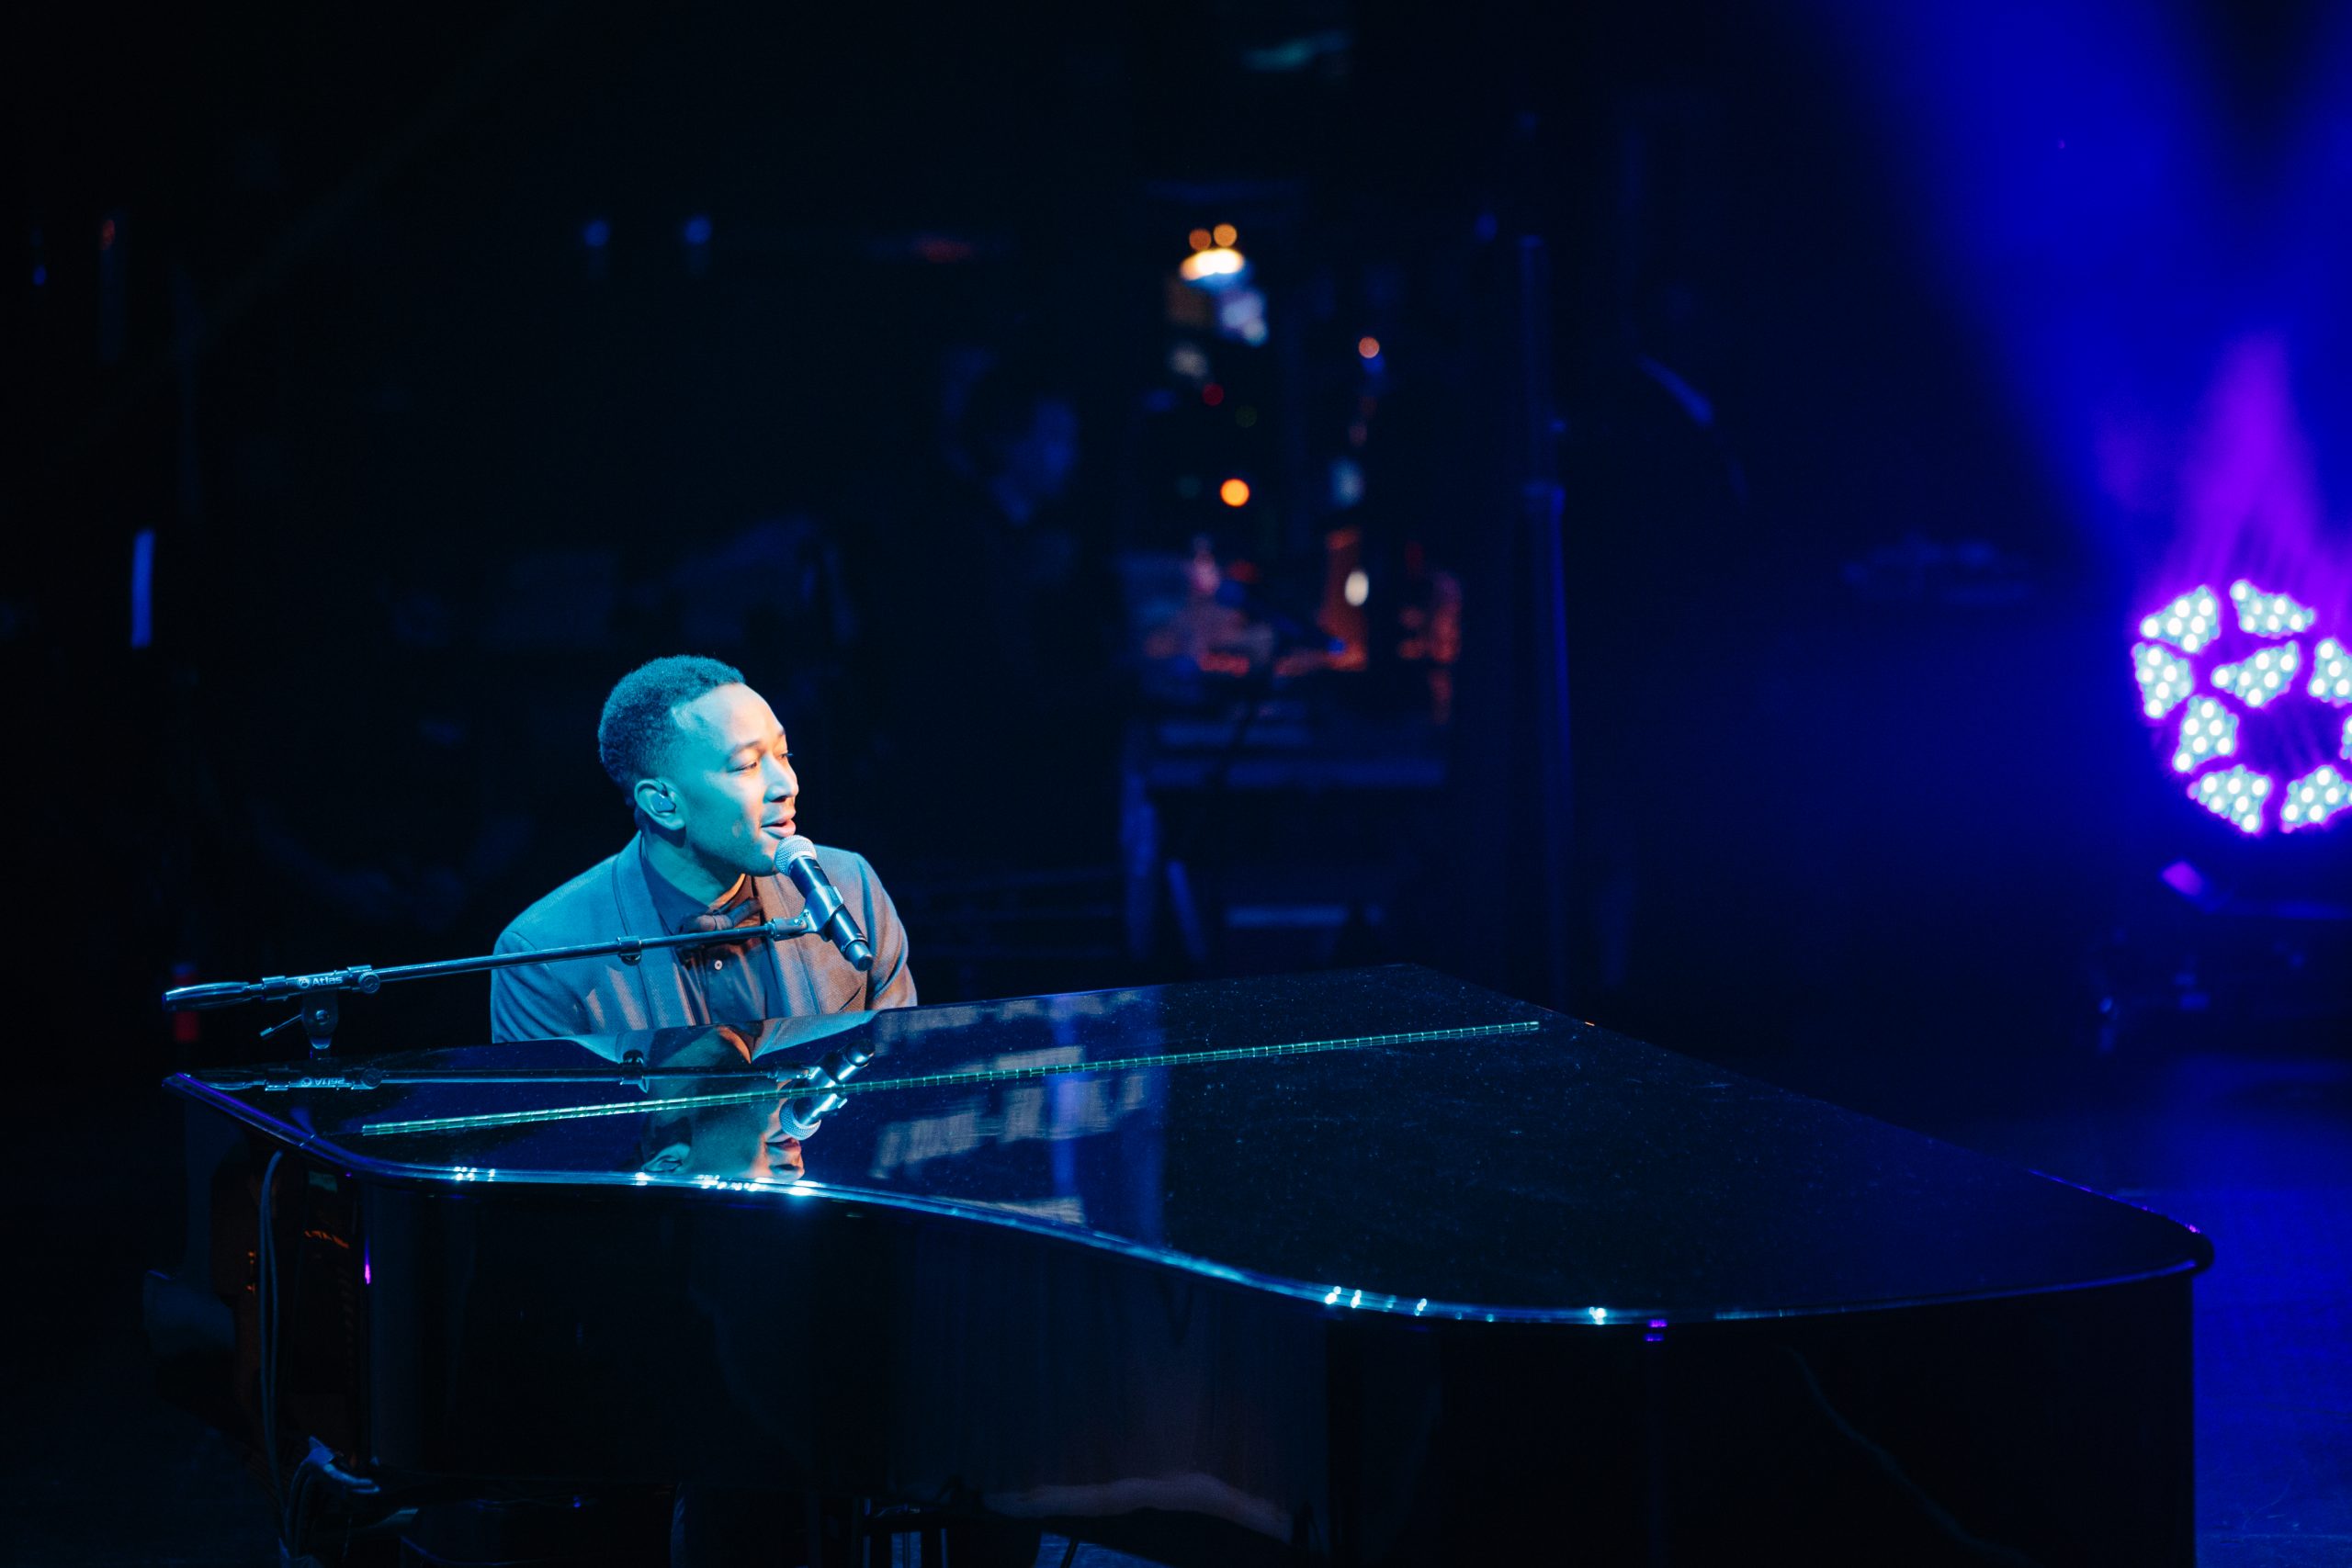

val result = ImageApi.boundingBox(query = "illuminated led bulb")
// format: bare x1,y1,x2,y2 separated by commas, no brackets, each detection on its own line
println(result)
2280,765,2351,832
2342,714,2352,763
2228,579,2316,637
2189,766,2272,834
2137,586,2221,654
2307,637,2352,705
2171,698,2239,774
2211,641,2301,709
2132,641,2196,718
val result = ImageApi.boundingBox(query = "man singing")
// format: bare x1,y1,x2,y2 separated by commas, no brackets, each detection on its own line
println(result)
491,655,913,1042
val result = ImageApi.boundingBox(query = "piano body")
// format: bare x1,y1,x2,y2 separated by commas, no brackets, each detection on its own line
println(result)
167,965,2210,1564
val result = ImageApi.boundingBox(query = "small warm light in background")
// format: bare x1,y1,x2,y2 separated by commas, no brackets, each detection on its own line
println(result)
1188,228,1213,252
1181,247,1247,283
1201,382,1224,407
99,218,118,251
1219,478,1251,507
1213,222,1238,247
1344,569,1370,607
1357,335,1380,359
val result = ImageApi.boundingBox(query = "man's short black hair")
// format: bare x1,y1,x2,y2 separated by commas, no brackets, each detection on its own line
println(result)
597,655,745,793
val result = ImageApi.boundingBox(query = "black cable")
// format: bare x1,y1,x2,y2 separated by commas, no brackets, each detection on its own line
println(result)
1781,1347,2041,1567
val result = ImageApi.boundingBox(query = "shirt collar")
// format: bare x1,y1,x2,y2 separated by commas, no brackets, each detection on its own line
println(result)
643,854,753,935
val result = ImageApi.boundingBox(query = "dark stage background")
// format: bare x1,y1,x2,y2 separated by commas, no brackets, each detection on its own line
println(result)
7,1,2352,1562
28,0,2351,1072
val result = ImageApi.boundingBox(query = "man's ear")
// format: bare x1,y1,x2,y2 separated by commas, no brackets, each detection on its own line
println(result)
634,777,683,828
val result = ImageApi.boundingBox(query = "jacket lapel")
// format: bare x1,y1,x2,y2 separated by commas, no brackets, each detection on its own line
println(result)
753,864,864,1013
614,834,702,1030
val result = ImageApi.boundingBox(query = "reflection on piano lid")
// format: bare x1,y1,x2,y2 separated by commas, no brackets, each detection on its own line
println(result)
174,963,2203,1327
165,965,2211,1565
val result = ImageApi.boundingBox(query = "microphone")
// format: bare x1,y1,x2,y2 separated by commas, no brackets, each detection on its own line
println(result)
773,835,874,972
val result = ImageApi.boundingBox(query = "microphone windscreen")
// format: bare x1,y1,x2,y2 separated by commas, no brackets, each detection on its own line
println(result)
774,834,819,874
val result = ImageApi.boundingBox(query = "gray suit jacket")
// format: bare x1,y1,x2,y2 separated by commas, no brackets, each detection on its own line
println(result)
489,834,915,1042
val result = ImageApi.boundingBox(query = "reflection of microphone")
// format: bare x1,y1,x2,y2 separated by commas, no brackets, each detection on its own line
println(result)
774,835,874,972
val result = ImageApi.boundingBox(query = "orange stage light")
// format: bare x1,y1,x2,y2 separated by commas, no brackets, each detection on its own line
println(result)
1219,478,1251,507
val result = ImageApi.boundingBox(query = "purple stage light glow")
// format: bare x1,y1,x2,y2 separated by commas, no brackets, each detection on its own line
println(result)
2138,587,2222,654
2189,767,2272,835
2132,642,2196,718
2133,569,2349,836
2280,766,2349,833
2211,643,2301,709
2170,698,2237,774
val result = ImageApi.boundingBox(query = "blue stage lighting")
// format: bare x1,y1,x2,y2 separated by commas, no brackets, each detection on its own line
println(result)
2132,641,2196,718
582,219,611,249
2228,579,2315,637
2171,697,2238,774
2189,766,2272,834
2280,765,2350,832
2211,642,2301,709
2307,637,2352,705
2138,586,2222,654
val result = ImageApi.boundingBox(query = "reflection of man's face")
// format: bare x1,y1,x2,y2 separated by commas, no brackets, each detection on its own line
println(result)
636,1028,816,1184
755,1111,806,1183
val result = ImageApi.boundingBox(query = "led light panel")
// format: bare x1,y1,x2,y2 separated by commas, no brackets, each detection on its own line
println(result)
2137,586,2222,654
2132,641,2196,718
2211,642,2301,709
2229,579,2317,637
2280,765,2351,832
2171,698,2239,774
2189,766,2272,834
2308,637,2352,705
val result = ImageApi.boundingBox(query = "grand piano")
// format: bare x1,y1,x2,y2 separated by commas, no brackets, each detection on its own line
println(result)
167,964,2211,1565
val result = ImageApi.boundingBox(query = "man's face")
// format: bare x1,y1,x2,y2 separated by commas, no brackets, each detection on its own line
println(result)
649,682,799,879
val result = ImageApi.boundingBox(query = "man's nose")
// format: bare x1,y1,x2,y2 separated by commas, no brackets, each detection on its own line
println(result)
763,756,797,796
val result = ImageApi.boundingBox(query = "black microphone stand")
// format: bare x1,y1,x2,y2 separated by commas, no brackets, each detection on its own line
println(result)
162,915,826,1055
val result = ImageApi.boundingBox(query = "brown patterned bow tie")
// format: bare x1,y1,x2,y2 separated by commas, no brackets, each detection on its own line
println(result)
682,895,759,935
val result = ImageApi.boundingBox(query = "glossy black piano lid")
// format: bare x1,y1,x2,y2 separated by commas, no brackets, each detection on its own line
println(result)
171,964,2210,1325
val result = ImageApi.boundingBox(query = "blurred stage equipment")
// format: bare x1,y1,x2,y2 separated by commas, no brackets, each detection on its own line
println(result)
156,966,2211,1565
